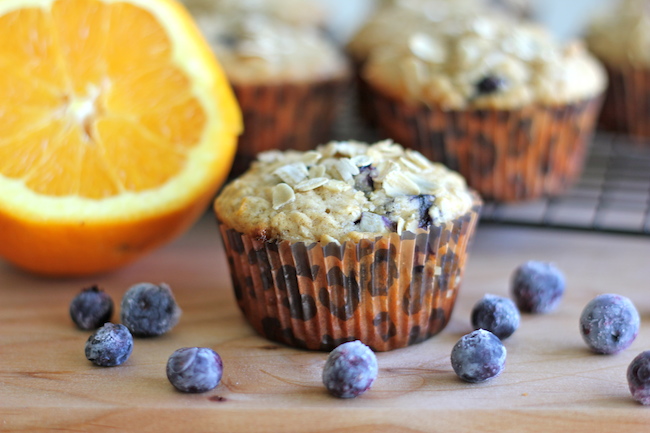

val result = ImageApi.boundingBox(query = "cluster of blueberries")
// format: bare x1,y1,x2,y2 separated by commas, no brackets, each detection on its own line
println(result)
71,261,650,403
71,283,221,393
325,260,650,404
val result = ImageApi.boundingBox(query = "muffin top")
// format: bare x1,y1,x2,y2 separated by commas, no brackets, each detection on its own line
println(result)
192,14,349,84
362,14,606,109
586,0,650,67
347,0,531,63
215,140,475,244
181,0,327,27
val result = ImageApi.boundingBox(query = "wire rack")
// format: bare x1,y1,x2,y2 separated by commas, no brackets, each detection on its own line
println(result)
333,98,650,237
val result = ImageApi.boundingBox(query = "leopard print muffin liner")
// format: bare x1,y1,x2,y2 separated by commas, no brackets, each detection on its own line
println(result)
598,63,650,141
217,192,481,352
365,85,603,202
229,76,350,177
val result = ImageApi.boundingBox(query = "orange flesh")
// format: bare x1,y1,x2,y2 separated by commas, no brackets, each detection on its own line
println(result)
0,0,205,199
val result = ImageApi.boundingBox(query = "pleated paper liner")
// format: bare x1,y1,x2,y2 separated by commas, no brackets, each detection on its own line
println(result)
228,76,350,177
598,63,650,142
217,193,481,352
366,84,603,202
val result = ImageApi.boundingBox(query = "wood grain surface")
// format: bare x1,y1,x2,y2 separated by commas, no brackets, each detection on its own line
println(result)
2,214,650,432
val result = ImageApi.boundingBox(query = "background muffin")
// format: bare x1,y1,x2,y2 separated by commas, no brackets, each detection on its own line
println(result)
358,13,606,202
183,4,350,176
215,140,481,351
586,0,650,140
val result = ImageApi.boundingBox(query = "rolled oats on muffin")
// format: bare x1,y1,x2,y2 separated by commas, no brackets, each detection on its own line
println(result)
358,13,606,202
214,140,481,351
586,0,650,140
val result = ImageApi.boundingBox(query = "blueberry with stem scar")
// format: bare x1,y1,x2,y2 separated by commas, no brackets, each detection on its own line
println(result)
628,351,650,405
322,340,378,398
85,323,133,367
511,261,565,314
70,285,114,330
451,329,506,383
471,294,520,340
166,347,223,393
476,76,506,95
579,293,640,355
120,282,182,337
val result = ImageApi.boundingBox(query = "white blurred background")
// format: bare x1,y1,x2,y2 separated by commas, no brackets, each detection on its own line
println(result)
314,0,614,43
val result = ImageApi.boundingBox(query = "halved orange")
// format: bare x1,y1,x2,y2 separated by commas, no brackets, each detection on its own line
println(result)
0,0,242,276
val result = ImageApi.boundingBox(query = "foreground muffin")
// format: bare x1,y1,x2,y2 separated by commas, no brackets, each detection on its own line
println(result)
586,0,650,140
360,14,606,202
188,12,350,175
214,140,481,351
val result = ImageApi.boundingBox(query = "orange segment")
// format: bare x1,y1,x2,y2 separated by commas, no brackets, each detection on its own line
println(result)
0,0,242,276
50,0,109,95
96,116,186,192
0,7,68,89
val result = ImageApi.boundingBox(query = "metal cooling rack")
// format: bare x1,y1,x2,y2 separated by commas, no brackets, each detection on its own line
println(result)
333,96,650,236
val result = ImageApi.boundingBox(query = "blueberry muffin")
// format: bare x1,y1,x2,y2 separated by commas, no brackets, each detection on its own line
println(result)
586,0,650,140
185,10,350,175
360,14,605,202
214,140,481,351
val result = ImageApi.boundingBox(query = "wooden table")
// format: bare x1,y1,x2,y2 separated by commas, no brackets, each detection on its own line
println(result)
2,214,650,432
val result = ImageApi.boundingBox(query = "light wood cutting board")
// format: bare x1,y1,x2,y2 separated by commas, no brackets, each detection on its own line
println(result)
2,215,650,432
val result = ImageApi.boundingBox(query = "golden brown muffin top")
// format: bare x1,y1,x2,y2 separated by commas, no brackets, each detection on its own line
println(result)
215,141,474,244
361,14,605,109
586,0,650,67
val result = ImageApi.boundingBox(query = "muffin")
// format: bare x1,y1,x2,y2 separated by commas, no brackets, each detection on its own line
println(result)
586,0,650,140
359,14,606,202
214,140,481,352
347,0,532,127
186,11,350,175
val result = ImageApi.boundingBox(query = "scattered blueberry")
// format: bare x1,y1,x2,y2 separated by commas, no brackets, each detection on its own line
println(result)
471,294,520,340
450,329,506,383
322,340,378,398
69,285,114,330
627,351,650,405
476,75,506,95
120,282,182,337
85,323,133,367
511,261,565,313
579,293,640,355
166,347,223,393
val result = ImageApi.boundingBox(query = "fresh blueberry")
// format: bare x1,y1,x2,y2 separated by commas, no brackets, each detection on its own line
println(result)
85,323,133,367
627,351,650,405
511,261,565,313
476,75,506,95
70,285,114,330
120,282,182,337
579,294,640,355
450,329,506,383
166,347,223,393
471,294,520,340
322,340,378,398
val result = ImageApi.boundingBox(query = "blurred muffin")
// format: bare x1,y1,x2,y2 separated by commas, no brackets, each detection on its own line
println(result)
360,14,606,202
347,0,531,127
586,0,650,140
184,7,350,175
182,0,327,27
214,140,481,351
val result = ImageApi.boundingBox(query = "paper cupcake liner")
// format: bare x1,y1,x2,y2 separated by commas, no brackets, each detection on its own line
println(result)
229,76,350,176
598,63,650,141
366,85,603,202
216,193,481,352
